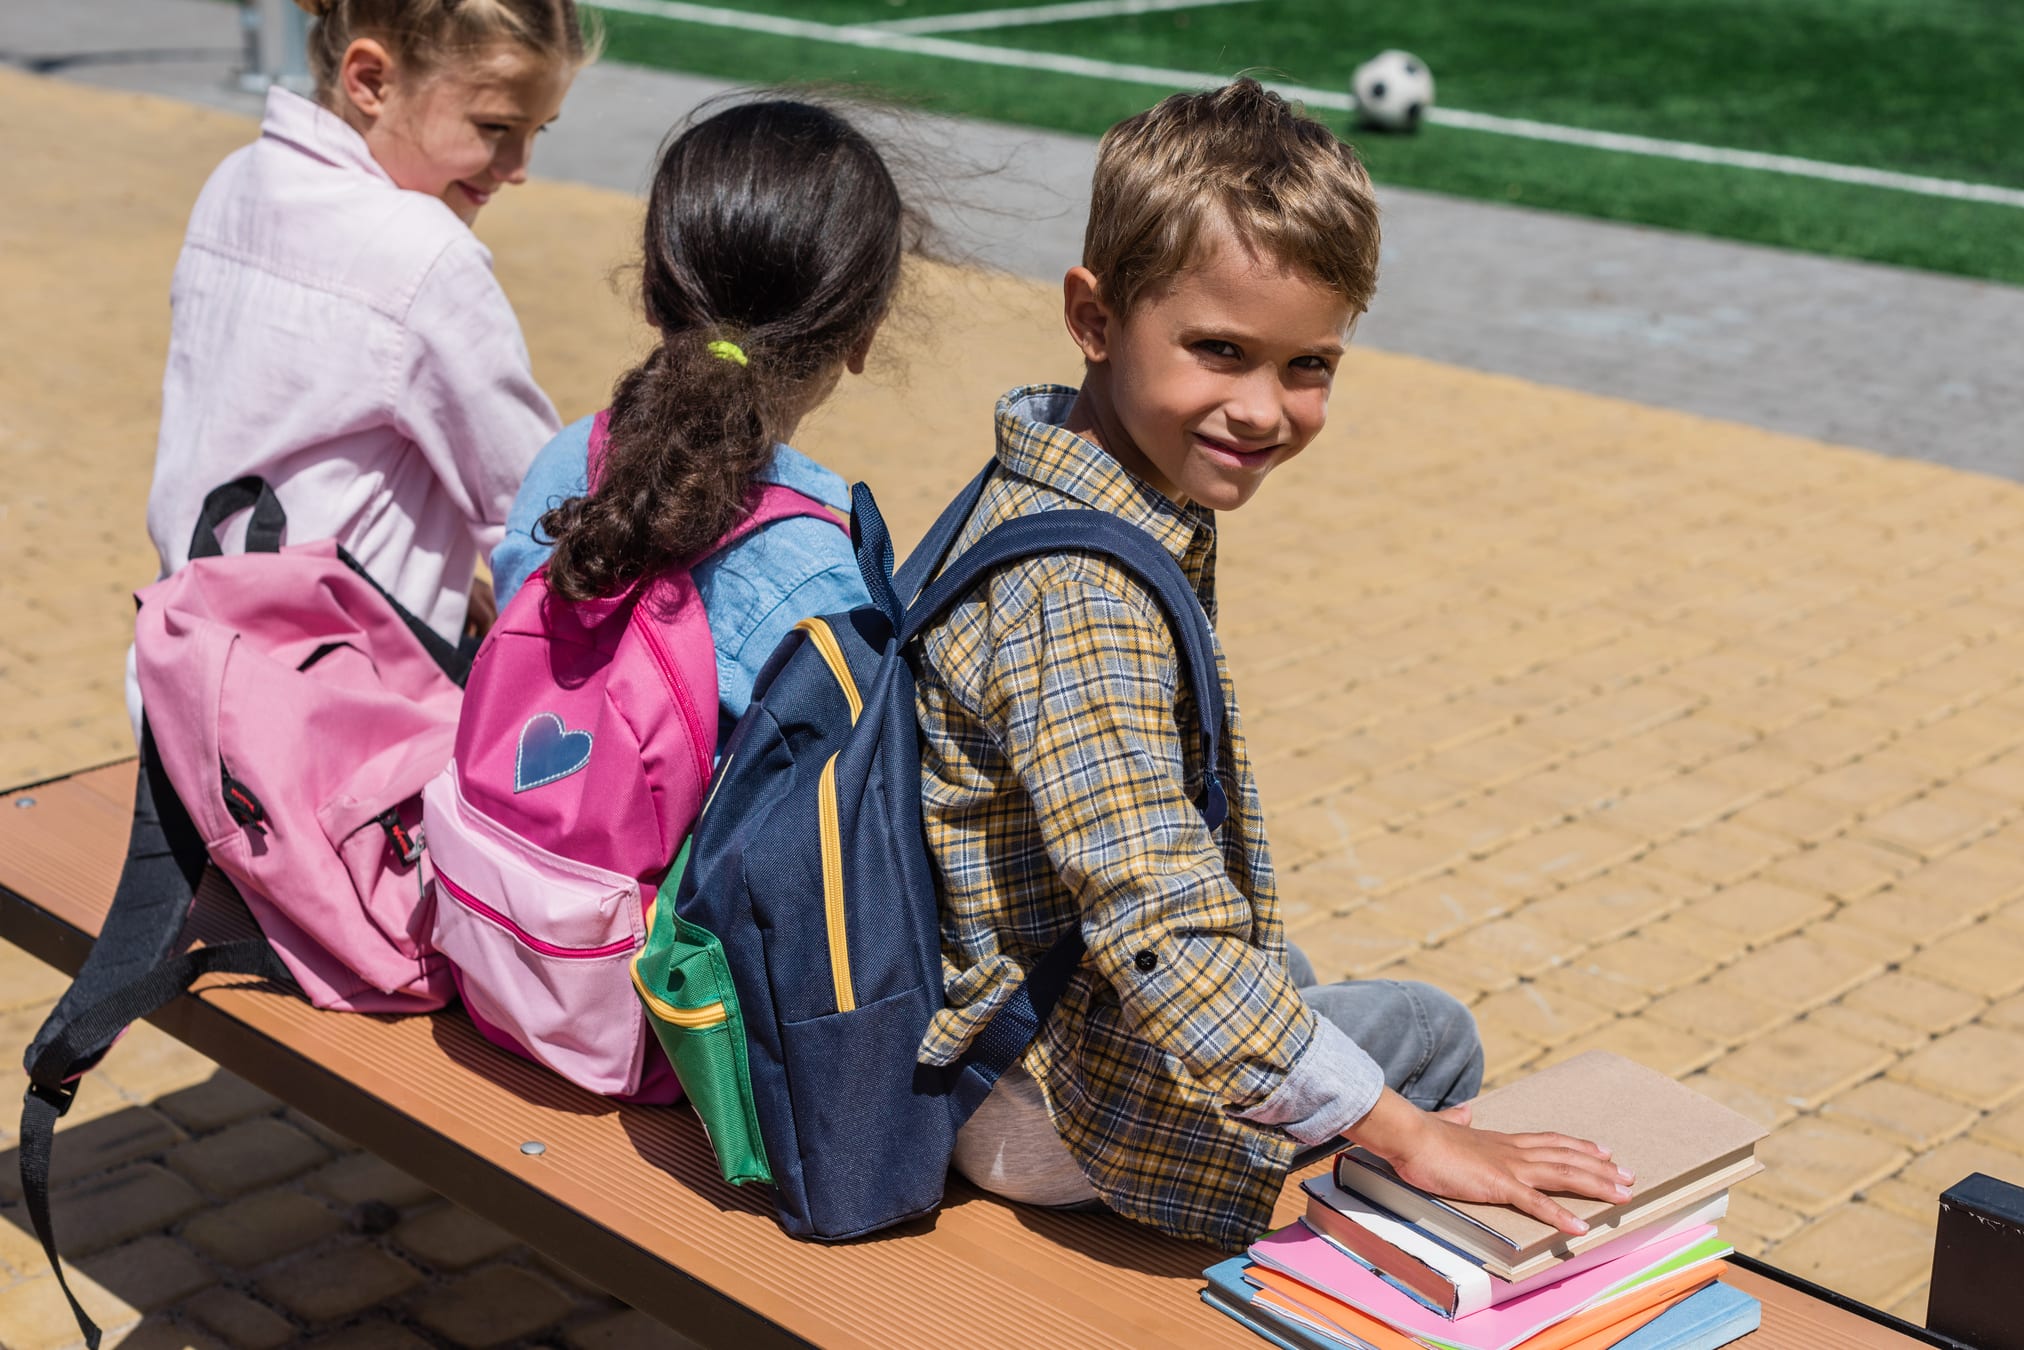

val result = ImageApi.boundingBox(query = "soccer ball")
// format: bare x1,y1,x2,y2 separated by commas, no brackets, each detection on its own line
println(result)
1351,50,1434,132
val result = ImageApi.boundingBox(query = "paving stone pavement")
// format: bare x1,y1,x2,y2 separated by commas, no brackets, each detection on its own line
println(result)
0,940,699,1350
7,63,2024,1348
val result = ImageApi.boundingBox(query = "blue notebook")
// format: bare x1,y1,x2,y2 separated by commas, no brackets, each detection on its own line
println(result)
1202,1257,1371,1350
1613,1282,1761,1350
1200,1257,1763,1350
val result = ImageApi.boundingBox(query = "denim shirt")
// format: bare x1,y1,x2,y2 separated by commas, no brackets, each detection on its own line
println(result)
493,413,868,744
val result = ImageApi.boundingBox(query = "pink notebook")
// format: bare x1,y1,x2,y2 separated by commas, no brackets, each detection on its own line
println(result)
1247,1220,1726,1350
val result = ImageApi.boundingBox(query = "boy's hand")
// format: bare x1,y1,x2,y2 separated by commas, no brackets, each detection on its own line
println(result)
1344,1089,1632,1236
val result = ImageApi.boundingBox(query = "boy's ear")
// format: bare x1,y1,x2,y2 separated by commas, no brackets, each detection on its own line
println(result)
1063,266,1114,365
338,38,396,121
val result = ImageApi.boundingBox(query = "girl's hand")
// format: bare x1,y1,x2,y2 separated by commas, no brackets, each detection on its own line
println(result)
466,577,498,640
1344,1089,1632,1235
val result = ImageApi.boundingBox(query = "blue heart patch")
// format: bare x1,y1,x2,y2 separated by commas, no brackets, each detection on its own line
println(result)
515,713,593,793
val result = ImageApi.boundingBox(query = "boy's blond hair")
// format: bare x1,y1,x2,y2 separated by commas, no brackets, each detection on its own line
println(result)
1084,78,1380,321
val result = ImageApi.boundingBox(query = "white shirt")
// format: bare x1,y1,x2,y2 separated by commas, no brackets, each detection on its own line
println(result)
143,87,558,645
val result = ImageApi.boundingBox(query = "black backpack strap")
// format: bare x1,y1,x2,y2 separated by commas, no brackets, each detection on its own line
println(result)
900,509,1230,829
188,477,286,559
24,722,214,1078
19,724,292,1348
183,478,470,688
896,508,1233,1122
949,928,1087,1121
333,547,472,688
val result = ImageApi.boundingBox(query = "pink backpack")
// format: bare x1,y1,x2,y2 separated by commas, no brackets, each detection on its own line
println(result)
24,477,467,1348
424,412,844,1100
135,478,463,1010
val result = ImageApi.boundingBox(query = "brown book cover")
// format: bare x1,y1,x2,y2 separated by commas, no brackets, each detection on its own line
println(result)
1333,1050,1766,1278
1301,1188,1460,1316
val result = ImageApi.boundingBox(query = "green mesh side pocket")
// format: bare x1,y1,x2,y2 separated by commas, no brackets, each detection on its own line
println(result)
632,844,771,1185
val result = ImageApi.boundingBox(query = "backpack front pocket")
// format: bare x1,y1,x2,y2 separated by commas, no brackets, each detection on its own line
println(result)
636,848,771,1186
313,727,460,982
423,769,648,1096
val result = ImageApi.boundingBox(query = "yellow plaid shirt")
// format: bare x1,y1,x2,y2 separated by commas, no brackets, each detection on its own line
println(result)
915,385,1320,1249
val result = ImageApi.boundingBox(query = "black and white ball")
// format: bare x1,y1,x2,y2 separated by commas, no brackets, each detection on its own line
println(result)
1351,50,1434,132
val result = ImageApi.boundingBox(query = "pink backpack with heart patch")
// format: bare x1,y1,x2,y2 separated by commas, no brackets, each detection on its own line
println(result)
423,413,842,1100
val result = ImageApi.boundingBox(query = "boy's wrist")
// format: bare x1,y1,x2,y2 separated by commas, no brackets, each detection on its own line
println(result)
1342,1087,1431,1164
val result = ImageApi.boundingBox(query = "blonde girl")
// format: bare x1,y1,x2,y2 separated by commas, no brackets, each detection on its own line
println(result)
132,0,589,725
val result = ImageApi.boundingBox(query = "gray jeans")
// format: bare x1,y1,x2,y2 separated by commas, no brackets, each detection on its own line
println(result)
950,943,1484,1208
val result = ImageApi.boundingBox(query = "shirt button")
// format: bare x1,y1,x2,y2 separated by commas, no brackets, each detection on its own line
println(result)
1134,950,1158,973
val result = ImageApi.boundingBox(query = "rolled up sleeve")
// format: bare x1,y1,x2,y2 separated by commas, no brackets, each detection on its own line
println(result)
1236,1016,1384,1144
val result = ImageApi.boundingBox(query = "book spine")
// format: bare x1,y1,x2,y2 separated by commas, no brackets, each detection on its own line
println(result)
1331,1150,1519,1268
1301,1199,1459,1317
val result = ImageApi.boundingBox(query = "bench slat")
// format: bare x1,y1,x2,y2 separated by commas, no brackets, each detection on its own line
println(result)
0,763,1932,1348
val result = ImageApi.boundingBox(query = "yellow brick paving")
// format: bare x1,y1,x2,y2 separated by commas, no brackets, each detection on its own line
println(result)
5,68,2024,1346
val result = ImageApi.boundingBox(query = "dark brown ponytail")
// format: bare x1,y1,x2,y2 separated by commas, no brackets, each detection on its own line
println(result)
540,98,909,603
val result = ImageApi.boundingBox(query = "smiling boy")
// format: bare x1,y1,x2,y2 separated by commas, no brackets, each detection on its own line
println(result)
916,80,1630,1249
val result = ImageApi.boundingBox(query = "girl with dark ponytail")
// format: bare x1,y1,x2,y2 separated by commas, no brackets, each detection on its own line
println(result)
493,96,911,740
426,100,911,1100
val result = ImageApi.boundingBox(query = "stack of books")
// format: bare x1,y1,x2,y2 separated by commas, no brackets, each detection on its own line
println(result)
1203,1052,1770,1350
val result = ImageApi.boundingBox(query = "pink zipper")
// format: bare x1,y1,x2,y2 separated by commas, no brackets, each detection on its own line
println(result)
639,609,714,787
435,868,637,960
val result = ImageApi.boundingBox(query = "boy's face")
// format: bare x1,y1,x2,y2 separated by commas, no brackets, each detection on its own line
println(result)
1065,232,1355,511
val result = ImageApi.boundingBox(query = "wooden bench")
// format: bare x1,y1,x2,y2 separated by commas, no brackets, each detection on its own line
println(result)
0,761,1955,1349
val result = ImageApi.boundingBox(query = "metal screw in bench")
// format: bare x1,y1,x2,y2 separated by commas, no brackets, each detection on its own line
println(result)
520,1140,547,1156
13,797,33,809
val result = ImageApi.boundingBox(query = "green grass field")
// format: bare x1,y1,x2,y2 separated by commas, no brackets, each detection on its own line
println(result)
592,0,2024,285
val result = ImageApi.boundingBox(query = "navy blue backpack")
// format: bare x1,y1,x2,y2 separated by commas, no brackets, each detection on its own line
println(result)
631,465,1231,1239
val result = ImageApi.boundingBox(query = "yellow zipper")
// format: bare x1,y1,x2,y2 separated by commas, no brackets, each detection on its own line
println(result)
701,752,733,819
629,960,728,1029
818,754,856,1012
793,618,862,724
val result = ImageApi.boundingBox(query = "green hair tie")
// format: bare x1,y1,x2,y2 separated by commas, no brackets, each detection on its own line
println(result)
707,340,749,368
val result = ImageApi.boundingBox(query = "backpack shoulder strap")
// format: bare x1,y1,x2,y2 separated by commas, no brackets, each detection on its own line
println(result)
949,927,1086,1121
719,484,850,548
894,508,1234,1122
19,725,292,1348
900,509,1230,829
846,462,996,630
584,409,613,490
663,485,849,588
893,461,995,602
589,409,850,551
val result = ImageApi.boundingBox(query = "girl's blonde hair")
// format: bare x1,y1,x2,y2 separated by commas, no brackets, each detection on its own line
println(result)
292,0,593,94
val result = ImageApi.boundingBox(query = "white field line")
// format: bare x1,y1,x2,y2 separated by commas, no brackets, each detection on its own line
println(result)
589,0,2024,209
868,0,1259,37
1422,107,2024,208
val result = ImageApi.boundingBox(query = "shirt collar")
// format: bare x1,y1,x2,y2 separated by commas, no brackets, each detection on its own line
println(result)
260,86,395,186
992,384,1216,582
757,443,851,512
